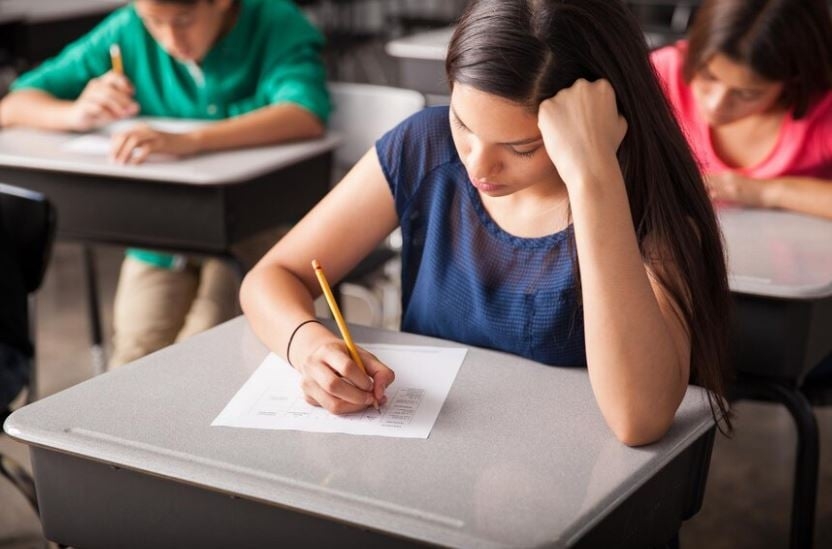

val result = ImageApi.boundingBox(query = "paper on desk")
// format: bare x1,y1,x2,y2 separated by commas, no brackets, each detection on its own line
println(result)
212,344,467,438
62,135,113,155
61,119,209,156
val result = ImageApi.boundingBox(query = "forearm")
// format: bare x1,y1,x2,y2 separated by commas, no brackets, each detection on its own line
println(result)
763,176,832,219
190,103,324,154
240,259,352,371
240,263,324,361
570,164,686,445
0,90,74,130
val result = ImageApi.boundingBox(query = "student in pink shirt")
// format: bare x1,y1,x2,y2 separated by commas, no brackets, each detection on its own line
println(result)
651,0,832,220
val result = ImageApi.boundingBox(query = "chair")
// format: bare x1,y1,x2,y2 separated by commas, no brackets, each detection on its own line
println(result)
0,182,57,513
728,297,832,549
327,82,425,327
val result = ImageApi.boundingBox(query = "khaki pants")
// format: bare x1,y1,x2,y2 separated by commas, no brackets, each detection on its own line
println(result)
108,227,290,369
109,256,239,368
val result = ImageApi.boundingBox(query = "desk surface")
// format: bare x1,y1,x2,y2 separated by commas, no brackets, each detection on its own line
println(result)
0,125,341,185
0,0,124,23
720,207,832,299
386,26,453,61
6,317,714,548
384,22,683,62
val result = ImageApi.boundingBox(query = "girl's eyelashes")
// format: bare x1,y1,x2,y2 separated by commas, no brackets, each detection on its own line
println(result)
511,147,539,158
452,112,539,158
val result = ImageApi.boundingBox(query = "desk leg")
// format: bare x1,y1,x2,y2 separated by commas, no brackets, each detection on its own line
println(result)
81,246,106,375
734,379,819,549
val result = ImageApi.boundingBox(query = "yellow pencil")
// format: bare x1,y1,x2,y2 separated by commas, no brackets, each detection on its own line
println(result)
109,44,124,74
312,259,378,409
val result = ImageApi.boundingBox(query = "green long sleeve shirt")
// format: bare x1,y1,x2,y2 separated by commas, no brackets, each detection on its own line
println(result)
12,0,330,269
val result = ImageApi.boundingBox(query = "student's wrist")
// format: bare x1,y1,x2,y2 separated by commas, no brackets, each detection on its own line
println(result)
567,164,627,203
286,320,332,369
184,129,206,155
759,178,784,209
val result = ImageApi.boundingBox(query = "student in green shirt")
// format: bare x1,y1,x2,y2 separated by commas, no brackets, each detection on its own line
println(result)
0,0,330,367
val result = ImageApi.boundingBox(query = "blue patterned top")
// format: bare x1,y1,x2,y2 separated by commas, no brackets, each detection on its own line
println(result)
376,106,586,366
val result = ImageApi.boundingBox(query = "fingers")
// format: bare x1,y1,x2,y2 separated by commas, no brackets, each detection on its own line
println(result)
704,174,730,201
93,88,138,117
301,379,371,415
80,72,139,119
74,101,118,129
298,343,394,414
360,349,395,404
111,125,158,165
100,71,135,95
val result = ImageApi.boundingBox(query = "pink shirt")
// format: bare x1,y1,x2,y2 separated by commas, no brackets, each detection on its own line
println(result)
651,41,832,180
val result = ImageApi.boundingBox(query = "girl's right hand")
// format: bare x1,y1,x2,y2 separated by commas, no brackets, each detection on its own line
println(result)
295,337,395,414
68,71,139,131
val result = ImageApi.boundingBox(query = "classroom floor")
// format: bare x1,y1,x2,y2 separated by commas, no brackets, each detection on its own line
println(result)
1,243,831,548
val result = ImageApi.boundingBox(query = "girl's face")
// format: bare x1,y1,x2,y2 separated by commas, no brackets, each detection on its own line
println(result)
690,53,785,127
449,83,561,198
135,0,234,63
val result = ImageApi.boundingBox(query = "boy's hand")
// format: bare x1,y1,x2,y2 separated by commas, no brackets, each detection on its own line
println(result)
296,338,395,415
69,71,139,131
110,124,201,165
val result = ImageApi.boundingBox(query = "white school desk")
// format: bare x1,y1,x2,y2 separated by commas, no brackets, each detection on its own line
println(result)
5,317,716,549
382,13,690,98
0,123,339,371
719,206,832,549
0,0,125,24
385,26,453,98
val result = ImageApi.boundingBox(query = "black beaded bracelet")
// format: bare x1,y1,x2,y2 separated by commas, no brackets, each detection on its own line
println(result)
286,319,323,367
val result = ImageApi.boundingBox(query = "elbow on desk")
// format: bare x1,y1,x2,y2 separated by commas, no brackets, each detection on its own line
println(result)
604,409,675,448
290,110,326,141
287,119,325,142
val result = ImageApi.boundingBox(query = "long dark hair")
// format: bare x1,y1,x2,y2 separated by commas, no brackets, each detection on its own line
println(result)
446,0,733,431
684,0,832,119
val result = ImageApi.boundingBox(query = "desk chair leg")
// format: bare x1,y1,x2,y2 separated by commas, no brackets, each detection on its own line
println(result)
734,379,819,549
82,246,106,375
26,296,39,404
0,454,38,513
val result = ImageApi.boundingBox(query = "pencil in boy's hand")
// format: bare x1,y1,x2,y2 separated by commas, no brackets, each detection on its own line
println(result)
312,259,378,410
110,44,124,74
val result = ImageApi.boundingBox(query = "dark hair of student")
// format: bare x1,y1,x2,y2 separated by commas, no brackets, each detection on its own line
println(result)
683,0,832,119
446,0,733,432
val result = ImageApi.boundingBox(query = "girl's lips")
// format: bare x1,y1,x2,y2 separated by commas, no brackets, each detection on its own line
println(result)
470,177,503,193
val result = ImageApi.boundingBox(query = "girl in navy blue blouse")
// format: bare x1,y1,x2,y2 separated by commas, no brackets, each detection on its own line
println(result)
242,0,733,446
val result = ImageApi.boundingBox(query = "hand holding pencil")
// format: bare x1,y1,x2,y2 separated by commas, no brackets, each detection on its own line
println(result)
287,259,394,415
65,43,138,131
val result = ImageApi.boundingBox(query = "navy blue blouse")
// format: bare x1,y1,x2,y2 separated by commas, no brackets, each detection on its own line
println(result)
376,106,585,366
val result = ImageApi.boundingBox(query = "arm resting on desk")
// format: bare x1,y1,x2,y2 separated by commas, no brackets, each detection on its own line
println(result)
190,103,324,153
109,103,325,164
1,89,89,131
538,81,691,447
569,165,691,447
707,172,832,220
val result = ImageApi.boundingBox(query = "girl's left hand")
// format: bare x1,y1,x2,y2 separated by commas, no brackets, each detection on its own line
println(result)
111,124,200,165
538,78,628,189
